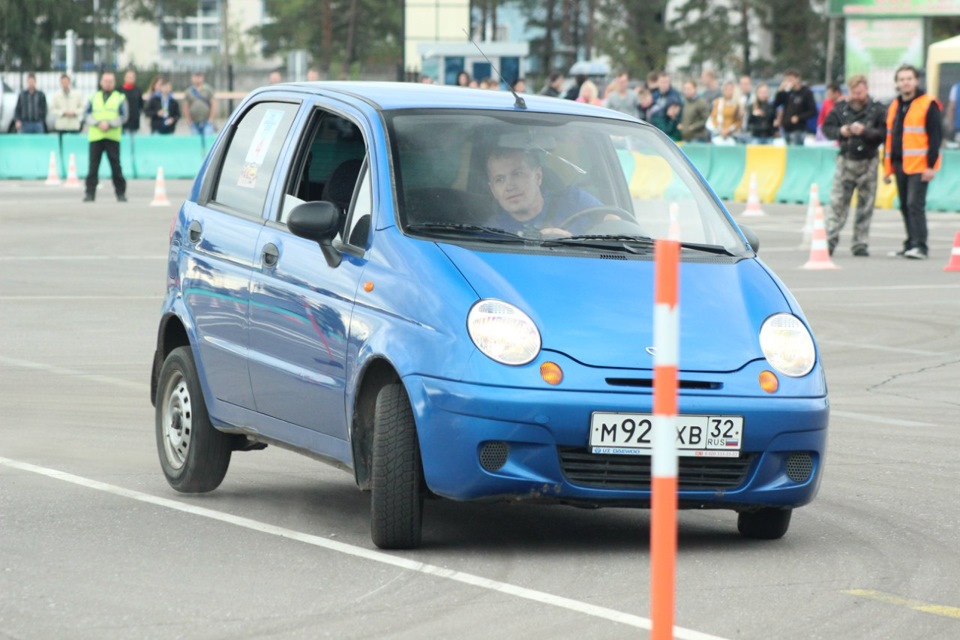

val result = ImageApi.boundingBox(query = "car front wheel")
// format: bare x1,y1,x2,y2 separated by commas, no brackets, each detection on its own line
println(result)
156,346,232,493
737,507,792,540
370,383,424,549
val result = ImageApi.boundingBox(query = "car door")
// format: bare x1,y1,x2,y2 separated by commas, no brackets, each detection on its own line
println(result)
183,99,301,410
246,105,373,444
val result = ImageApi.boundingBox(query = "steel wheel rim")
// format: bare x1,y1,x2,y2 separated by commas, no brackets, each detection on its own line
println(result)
161,371,192,470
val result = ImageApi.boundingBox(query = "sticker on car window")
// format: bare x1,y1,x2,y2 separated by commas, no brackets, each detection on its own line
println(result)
238,109,286,189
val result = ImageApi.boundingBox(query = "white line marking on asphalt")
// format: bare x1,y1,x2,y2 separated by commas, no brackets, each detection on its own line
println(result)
791,284,960,293
0,355,148,392
0,456,727,640
0,255,166,261
0,296,162,301
817,339,944,356
830,410,934,428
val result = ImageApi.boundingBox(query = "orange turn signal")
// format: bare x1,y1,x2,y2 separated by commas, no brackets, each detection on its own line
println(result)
540,362,563,385
363,281,374,292
759,370,779,393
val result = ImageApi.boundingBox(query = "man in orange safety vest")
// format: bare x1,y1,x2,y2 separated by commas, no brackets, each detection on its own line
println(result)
883,64,942,260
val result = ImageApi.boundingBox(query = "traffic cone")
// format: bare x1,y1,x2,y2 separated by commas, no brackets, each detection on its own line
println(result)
44,151,61,185
944,232,960,272
150,167,171,207
801,204,839,270
668,201,681,240
742,173,765,217
799,183,819,248
63,153,81,189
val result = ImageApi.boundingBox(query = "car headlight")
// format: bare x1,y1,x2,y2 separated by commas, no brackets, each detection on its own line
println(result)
759,313,816,377
467,299,541,366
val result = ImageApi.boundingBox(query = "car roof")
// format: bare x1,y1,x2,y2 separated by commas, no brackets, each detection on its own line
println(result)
258,81,638,121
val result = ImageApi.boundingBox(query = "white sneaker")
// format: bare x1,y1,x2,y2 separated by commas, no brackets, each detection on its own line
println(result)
903,248,928,260
887,248,906,257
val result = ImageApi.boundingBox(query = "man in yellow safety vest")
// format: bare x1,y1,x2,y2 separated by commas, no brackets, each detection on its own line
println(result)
83,71,128,202
883,64,942,260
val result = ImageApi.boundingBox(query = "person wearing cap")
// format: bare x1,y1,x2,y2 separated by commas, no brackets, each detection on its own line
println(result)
184,70,216,137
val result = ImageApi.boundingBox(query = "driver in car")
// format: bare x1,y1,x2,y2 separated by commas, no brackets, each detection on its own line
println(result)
486,147,605,237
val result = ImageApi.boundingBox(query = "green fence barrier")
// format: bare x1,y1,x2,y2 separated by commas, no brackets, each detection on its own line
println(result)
133,135,206,180
0,134,60,179
775,146,826,203
60,133,135,181
705,144,746,201
813,147,839,198
927,149,960,212
681,142,712,181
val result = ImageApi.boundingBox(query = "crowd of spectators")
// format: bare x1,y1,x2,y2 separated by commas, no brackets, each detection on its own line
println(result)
519,68,834,146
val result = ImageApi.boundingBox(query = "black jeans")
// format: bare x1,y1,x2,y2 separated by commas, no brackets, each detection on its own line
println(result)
86,138,126,197
892,161,928,254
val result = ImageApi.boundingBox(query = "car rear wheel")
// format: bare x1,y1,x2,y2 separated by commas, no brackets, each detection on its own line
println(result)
156,346,232,493
370,383,424,549
737,507,792,540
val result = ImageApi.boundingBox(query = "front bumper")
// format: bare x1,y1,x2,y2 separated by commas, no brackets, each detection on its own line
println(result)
405,373,828,510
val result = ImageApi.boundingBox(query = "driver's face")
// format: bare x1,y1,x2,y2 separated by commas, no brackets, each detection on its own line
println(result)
487,153,544,221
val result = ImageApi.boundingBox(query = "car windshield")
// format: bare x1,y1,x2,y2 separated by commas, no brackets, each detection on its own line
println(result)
385,109,746,255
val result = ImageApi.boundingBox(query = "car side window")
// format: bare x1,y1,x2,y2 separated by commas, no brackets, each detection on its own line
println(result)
281,110,366,226
213,102,299,217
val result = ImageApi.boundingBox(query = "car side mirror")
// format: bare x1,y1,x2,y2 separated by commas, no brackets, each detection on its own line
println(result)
288,201,342,267
740,225,760,253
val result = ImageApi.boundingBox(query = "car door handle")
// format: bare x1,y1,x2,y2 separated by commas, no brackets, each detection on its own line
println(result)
262,243,279,267
188,220,203,244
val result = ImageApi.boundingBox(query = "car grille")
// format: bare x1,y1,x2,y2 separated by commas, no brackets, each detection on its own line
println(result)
558,448,756,491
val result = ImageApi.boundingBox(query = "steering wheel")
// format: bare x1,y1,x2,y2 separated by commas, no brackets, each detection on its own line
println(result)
553,206,637,231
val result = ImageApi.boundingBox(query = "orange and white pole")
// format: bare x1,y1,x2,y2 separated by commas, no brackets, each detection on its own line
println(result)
651,229,680,639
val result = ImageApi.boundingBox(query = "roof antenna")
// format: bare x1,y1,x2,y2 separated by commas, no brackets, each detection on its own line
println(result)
462,28,526,110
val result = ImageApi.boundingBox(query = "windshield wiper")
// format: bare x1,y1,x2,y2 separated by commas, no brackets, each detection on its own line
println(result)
541,234,656,254
405,223,528,242
679,241,738,256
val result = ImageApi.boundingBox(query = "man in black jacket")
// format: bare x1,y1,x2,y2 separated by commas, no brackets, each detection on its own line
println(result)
774,69,817,145
822,75,887,257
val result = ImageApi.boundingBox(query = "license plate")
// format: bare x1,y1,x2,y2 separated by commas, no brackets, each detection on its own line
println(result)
589,412,744,457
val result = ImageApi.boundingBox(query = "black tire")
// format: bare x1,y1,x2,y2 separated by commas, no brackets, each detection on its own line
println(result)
737,508,792,540
155,346,232,493
370,383,424,550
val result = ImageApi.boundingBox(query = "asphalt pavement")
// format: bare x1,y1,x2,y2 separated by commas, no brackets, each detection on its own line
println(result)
1,179,959,639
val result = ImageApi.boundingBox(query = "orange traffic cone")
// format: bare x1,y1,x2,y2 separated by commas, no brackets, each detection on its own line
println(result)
63,153,81,189
742,173,765,217
150,167,171,207
44,151,60,185
944,232,960,272
801,204,839,270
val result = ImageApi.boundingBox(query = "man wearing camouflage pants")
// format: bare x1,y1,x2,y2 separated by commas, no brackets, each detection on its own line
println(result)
822,75,887,257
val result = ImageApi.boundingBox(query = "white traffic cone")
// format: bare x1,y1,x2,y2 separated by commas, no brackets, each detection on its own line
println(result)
44,151,61,185
668,201,681,240
801,204,840,270
799,183,819,248
63,153,81,189
742,173,765,217
150,167,171,207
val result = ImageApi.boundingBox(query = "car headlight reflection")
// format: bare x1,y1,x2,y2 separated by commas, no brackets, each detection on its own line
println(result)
467,300,541,366
759,313,816,377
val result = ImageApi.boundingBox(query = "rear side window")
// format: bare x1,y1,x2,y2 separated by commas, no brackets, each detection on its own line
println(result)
213,102,299,217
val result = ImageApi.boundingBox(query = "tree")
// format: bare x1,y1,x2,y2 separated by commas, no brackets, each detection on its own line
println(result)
595,0,673,75
757,0,829,81
0,0,121,70
257,0,401,74
669,0,761,76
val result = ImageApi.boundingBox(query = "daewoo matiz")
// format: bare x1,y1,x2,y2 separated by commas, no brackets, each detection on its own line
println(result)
151,82,828,549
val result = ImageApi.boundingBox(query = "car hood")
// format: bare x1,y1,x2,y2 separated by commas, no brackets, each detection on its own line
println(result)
439,244,791,372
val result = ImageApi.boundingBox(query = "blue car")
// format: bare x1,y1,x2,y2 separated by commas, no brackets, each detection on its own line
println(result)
151,82,828,549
